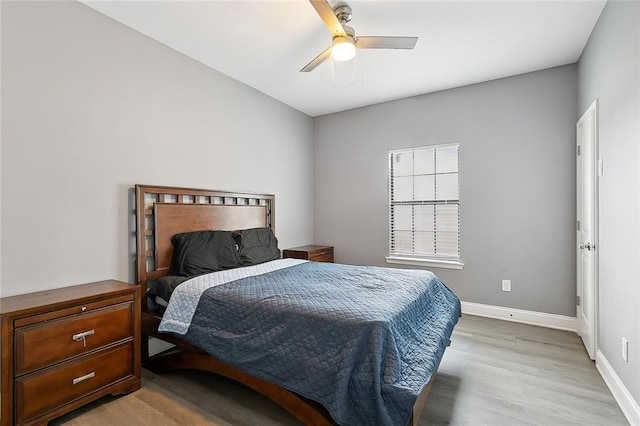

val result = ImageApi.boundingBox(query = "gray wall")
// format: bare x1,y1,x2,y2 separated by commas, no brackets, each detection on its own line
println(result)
577,0,640,405
314,65,578,317
0,1,314,297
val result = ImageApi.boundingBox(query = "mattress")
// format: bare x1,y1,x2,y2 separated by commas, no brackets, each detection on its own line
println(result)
157,260,461,426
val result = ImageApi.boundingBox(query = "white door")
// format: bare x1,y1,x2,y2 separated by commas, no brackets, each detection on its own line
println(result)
576,100,598,360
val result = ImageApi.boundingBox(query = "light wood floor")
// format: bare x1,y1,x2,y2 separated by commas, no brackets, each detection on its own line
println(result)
51,315,628,425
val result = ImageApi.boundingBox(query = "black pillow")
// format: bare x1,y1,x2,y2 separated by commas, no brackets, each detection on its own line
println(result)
147,275,189,303
170,230,242,276
232,227,280,266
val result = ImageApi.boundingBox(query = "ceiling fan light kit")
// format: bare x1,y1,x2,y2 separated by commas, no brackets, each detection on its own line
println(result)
301,0,419,73
331,36,356,61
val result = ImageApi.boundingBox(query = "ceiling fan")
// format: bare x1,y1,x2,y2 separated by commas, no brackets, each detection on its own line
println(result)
301,0,418,72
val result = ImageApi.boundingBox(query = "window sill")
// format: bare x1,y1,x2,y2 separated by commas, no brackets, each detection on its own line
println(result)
385,256,465,270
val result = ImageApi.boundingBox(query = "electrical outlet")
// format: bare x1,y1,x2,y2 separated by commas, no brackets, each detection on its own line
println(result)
622,337,629,362
501,279,511,292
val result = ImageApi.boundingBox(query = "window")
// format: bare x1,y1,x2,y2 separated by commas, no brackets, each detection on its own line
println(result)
387,144,463,269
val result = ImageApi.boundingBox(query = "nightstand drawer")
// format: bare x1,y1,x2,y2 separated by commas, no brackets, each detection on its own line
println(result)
310,251,333,262
15,342,134,423
15,300,134,375
283,245,334,263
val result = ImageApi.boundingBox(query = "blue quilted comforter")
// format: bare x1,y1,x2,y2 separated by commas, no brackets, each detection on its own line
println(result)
176,261,460,426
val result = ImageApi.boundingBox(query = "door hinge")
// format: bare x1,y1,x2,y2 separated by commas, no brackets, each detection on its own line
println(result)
577,145,581,156
576,296,581,306
576,220,581,231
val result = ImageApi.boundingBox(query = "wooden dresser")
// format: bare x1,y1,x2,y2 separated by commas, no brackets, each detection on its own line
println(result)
0,280,141,426
283,245,334,263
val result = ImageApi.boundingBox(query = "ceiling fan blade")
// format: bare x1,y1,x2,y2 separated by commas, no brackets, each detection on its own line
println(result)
356,36,418,49
300,45,332,72
309,0,346,37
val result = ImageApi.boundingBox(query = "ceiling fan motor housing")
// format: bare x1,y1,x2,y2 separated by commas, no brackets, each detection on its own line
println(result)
333,4,352,24
343,24,355,38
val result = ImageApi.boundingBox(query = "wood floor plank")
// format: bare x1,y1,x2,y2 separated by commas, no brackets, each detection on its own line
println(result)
50,314,628,425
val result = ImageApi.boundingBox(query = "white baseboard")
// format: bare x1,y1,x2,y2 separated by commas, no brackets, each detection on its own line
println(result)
596,350,640,425
461,301,577,332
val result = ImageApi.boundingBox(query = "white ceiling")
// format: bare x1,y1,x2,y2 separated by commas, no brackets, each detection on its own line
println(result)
81,0,606,117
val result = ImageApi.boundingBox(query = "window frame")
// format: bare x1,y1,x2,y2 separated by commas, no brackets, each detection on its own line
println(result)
386,143,464,270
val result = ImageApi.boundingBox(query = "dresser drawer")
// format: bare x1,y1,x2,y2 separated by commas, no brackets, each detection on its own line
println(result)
15,300,133,375
15,341,134,423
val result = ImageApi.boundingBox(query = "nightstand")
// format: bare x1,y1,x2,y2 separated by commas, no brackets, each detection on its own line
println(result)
283,245,334,263
0,280,141,426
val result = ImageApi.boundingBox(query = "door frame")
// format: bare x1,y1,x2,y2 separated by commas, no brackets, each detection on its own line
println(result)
576,98,599,359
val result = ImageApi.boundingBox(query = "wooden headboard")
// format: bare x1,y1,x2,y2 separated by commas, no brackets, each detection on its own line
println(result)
134,184,275,284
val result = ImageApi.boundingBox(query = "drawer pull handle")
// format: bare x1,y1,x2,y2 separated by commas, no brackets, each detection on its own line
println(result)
72,372,95,385
72,329,95,347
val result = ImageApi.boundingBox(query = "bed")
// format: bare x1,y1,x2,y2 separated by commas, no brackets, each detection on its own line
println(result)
135,184,460,426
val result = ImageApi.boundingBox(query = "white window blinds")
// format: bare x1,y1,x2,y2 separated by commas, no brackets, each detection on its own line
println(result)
389,144,460,261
